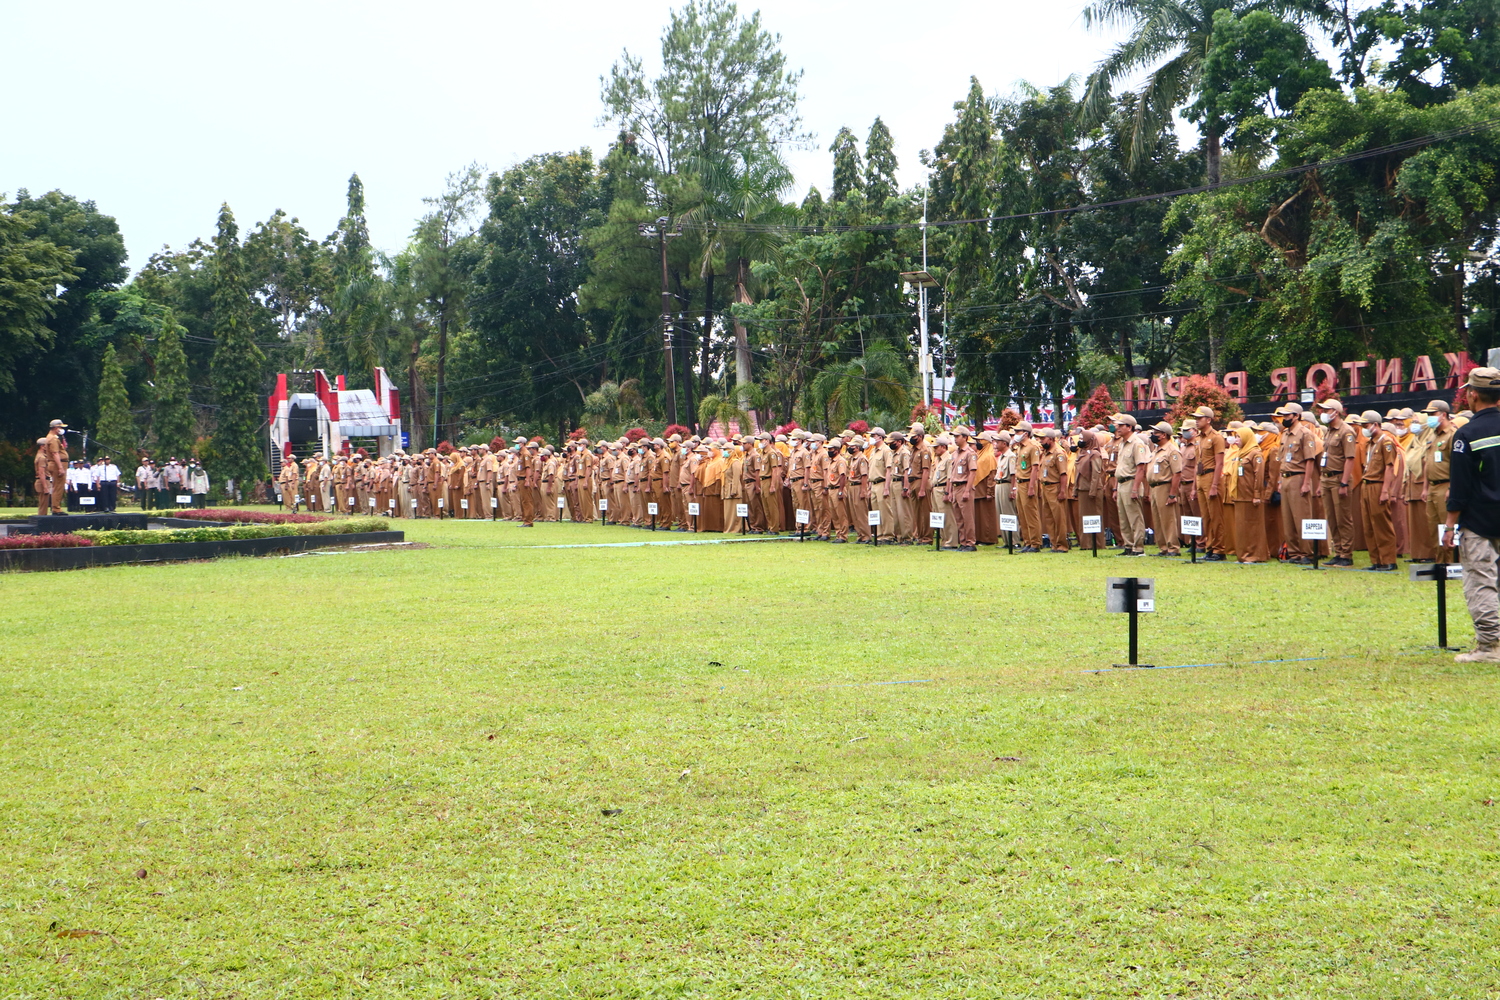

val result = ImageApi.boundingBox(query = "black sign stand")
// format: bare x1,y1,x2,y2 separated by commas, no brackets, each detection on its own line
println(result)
872,521,879,547
1005,528,1014,556
934,527,941,552
1111,577,1153,668
1413,562,1459,649
1091,532,1098,558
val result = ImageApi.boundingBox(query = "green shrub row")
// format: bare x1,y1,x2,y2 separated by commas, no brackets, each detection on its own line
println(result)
77,517,393,547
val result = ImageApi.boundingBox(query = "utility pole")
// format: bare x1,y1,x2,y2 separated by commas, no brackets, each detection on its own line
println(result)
920,193,930,407
902,197,939,414
640,217,683,426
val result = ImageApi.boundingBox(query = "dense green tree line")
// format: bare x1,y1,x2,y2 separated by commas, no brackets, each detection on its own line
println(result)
3,0,1498,492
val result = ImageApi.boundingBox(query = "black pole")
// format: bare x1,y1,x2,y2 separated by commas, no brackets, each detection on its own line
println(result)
1438,570,1448,649
934,527,941,552
873,520,878,547
651,510,656,531
1091,532,1098,558
1127,576,1139,666
1190,535,1197,564
1006,527,1013,555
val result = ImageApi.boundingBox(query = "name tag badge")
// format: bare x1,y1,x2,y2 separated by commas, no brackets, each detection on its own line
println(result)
1152,463,1160,474
1435,452,1443,463
1238,466,1244,476
1320,455,1327,467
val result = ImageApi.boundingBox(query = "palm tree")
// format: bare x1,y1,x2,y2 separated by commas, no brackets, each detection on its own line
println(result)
808,342,912,431
1080,0,1321,186
684,148,795,426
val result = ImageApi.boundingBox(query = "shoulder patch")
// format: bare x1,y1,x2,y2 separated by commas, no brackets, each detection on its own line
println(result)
1453,439,1466,453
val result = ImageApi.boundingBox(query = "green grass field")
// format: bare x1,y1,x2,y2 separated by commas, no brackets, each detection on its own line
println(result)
3,516,1497,998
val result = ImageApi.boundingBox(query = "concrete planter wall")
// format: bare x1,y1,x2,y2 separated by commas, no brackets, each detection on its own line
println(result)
0,531,403,572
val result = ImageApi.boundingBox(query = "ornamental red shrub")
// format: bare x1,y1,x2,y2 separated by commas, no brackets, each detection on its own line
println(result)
847,419,869,433
1077,384,1118,428
998,408,1021,429
773,421,800,436
1165,374,1243,426
663,424,692,439
624,427,649,442
569,427,589,440
0,533,94,549
436,440,454,455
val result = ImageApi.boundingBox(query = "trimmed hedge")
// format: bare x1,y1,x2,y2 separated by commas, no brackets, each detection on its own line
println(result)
0,533,95,549
166,508,333,525
77,517,392,547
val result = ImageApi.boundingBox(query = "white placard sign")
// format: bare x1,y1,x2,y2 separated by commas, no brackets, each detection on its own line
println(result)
599,498,609,511
1180,516,1203,537
999,513,1019,533
348,497,355,506
437,498,445,508
928,511,946,530
79,496,96,506
1136,598,1156,612
557,496,566,509
175,494,191,504
491,497,498,509
795,508,811,525
1082,515,1102,534
867,509,882,526
371,498,379,508
736,503,749,518
647,502,659,515
389,499,396,509
1300,518,1328,541
688,502,701,516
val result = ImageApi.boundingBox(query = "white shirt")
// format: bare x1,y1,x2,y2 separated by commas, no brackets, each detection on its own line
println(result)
102,463,120,482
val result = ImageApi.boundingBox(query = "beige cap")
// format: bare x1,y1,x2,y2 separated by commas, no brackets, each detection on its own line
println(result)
1112,413,1138,427
1397,407,1414,420
848,437,864,448
1361,410,1384,424
909,422,925,434
1152,421,1174,434
1014,420,1033,433
952,425,972,436
870,427,887,437
1465,366,1500,389
840,428,855,439
1315,398,1344,412
1423,399,1451,414
1191,405,1216,419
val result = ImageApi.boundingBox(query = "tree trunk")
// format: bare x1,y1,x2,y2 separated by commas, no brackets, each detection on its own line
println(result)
699,271,715,422
734,257,756,429
407,339,426,452
435,307,448,445
1120,325,1134,384
1454,258,1469,356
1206,126,1222,189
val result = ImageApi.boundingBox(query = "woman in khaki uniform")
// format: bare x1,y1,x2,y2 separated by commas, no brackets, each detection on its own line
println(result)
1232,426,1268,563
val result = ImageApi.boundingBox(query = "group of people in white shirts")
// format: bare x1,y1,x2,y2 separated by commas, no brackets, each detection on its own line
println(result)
63,458,122,511
133,457,211,509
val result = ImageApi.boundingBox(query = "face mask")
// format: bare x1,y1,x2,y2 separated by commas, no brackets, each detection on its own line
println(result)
1255,433,1265,444
1362,427,1375,438
1426,415,1439,429
1318,412,1332,425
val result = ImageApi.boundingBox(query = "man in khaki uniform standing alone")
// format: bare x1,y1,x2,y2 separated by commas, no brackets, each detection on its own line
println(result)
277,454,300,512
42,420,69,514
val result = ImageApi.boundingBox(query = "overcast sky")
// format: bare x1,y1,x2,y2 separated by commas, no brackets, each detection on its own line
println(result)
3,0,1139,273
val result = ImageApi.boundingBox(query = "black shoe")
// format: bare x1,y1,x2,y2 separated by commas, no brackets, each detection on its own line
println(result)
1365,563,1394,572
1287,556,1311,565
1117,548,1135,556
962,545,977,551
1204,553,1226,562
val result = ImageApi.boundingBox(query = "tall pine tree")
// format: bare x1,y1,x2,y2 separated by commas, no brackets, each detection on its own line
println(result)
94,342,137,461
152,309,195,458
206,204,267,491
326,174,384,380
864,117,898,204
829,127,863,202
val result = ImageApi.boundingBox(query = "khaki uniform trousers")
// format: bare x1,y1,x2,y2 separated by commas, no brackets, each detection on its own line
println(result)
1280,473,1312,557
1116,480,1145,553
931,492,955,548
1197,478,1225,555
519,487,536,526
1043,484,1070,551
849,493,871,542
1017,482,1044,549
1408,498,1433,560
1321,477,1354,559
951,492,976,548
1361,481,1396,566
1459,530,1500,649
1149,483,1180,554
1427,483,1452,563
